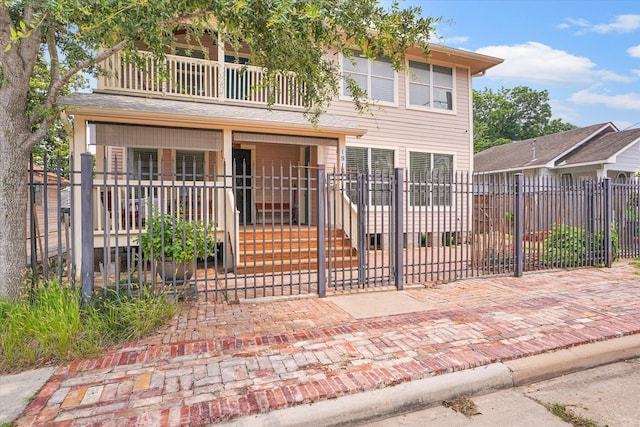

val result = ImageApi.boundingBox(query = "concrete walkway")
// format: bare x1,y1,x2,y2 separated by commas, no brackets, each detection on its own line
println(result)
10,261,640,426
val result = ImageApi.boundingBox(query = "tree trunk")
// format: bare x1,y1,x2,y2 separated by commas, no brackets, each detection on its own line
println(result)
0,116,32,300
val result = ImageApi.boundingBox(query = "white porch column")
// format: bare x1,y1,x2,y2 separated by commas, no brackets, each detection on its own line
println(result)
217,32,225,100
223,128,233,184
337,136,347,171
71,116,88,280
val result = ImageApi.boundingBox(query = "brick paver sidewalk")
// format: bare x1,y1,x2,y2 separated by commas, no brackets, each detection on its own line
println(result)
16,261,640,426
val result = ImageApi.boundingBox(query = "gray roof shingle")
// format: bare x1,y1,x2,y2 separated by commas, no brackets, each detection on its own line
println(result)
60,92,366,136
474,123,615,172
559,127,640,165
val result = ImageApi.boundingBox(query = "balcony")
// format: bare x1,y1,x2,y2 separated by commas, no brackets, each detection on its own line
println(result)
98,51,306,109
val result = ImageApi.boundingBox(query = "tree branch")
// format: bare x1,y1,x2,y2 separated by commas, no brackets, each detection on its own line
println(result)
0,5,12,51
46,25,60,106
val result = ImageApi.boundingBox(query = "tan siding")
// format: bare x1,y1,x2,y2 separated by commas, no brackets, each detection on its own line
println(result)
326,66,472,172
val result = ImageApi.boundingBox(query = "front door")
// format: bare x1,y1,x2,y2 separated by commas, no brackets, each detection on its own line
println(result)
233,149,252,225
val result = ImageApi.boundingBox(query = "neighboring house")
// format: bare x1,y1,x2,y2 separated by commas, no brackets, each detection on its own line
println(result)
27,165,70,263
474,122,640,182
60,31,502,270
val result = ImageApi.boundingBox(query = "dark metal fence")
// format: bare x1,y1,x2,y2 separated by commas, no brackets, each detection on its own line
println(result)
27,155,638,301
613,179,640,259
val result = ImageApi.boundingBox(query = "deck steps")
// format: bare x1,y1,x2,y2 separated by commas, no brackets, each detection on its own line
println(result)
236,226,357,274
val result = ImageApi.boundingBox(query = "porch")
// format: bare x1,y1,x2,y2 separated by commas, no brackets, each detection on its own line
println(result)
97,50,306,109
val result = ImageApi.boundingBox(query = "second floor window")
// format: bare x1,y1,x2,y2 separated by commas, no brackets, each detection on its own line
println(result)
342,50,395,103
408,61,454,111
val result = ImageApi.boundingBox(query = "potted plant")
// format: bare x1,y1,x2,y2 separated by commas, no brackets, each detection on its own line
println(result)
138,211,217,282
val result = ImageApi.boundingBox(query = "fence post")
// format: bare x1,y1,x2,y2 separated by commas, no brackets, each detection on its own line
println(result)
604,177,613,268
514,173,524,277
80,153,94,303
394,168,404,290
584,180,595,265
357,173,367,286
28,155,37,284
317,166,326,297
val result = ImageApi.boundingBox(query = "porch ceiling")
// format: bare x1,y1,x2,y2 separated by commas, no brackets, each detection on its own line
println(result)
60,93,367,138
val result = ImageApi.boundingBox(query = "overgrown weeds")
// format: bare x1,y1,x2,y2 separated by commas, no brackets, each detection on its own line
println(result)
545,402,602,427
0,281,176,374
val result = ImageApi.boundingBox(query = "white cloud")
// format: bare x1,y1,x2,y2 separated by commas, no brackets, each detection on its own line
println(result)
560,14,640,34
633,70,640,77
628,45,640,58
570,89,640,110
593,15,640,34
476,42,630,85
549,99,580,124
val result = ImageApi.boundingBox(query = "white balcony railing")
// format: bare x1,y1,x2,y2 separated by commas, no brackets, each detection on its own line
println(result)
98,51,306,109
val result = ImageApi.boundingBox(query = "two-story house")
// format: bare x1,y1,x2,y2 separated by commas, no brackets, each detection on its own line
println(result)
60,31,502,279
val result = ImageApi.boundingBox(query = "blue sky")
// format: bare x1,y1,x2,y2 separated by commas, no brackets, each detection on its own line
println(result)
399,0,640,129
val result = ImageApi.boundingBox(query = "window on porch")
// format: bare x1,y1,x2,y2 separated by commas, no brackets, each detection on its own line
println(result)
176,150,205,181
128,148,158,181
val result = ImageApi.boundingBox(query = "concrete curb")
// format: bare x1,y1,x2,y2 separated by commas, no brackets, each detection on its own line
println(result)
505,333,640,386
229,334,640,427
0,366,57,425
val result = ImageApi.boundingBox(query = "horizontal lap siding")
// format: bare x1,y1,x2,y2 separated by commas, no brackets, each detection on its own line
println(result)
614,141,640,172
325,66,472,235
325,66,472,172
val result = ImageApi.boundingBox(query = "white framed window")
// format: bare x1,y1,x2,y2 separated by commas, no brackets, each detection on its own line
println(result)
345,146,395,206
408,151,453,207
407,61,454,111
342,50,396,104
176,150,205,181
128,148,158,181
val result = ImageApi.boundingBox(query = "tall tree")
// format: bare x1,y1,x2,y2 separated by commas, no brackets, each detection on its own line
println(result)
473,86,576,153
0,1,438,299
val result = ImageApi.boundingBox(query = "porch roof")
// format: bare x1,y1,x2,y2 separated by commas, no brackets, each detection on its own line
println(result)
60,93,367,137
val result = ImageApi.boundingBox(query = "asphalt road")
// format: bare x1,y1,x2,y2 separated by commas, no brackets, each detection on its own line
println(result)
363,358,640,427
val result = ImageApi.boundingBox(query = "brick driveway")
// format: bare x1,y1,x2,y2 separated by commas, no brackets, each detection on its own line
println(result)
16,261,640,426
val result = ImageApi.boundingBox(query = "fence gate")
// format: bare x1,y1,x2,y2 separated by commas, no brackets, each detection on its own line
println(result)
323,170,400,291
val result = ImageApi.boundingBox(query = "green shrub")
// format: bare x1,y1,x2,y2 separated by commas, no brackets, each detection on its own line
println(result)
542,223,620,268
0,281,175,373
137,212,217,263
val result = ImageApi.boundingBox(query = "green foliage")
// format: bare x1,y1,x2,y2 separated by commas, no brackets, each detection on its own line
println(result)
29,49,86,170
83,287,176,343
138,212,217,263
0,280,175,373
2,0,438,126
1,0,439,299
542,223,620,268
473,86,576,153
545,402,600,427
